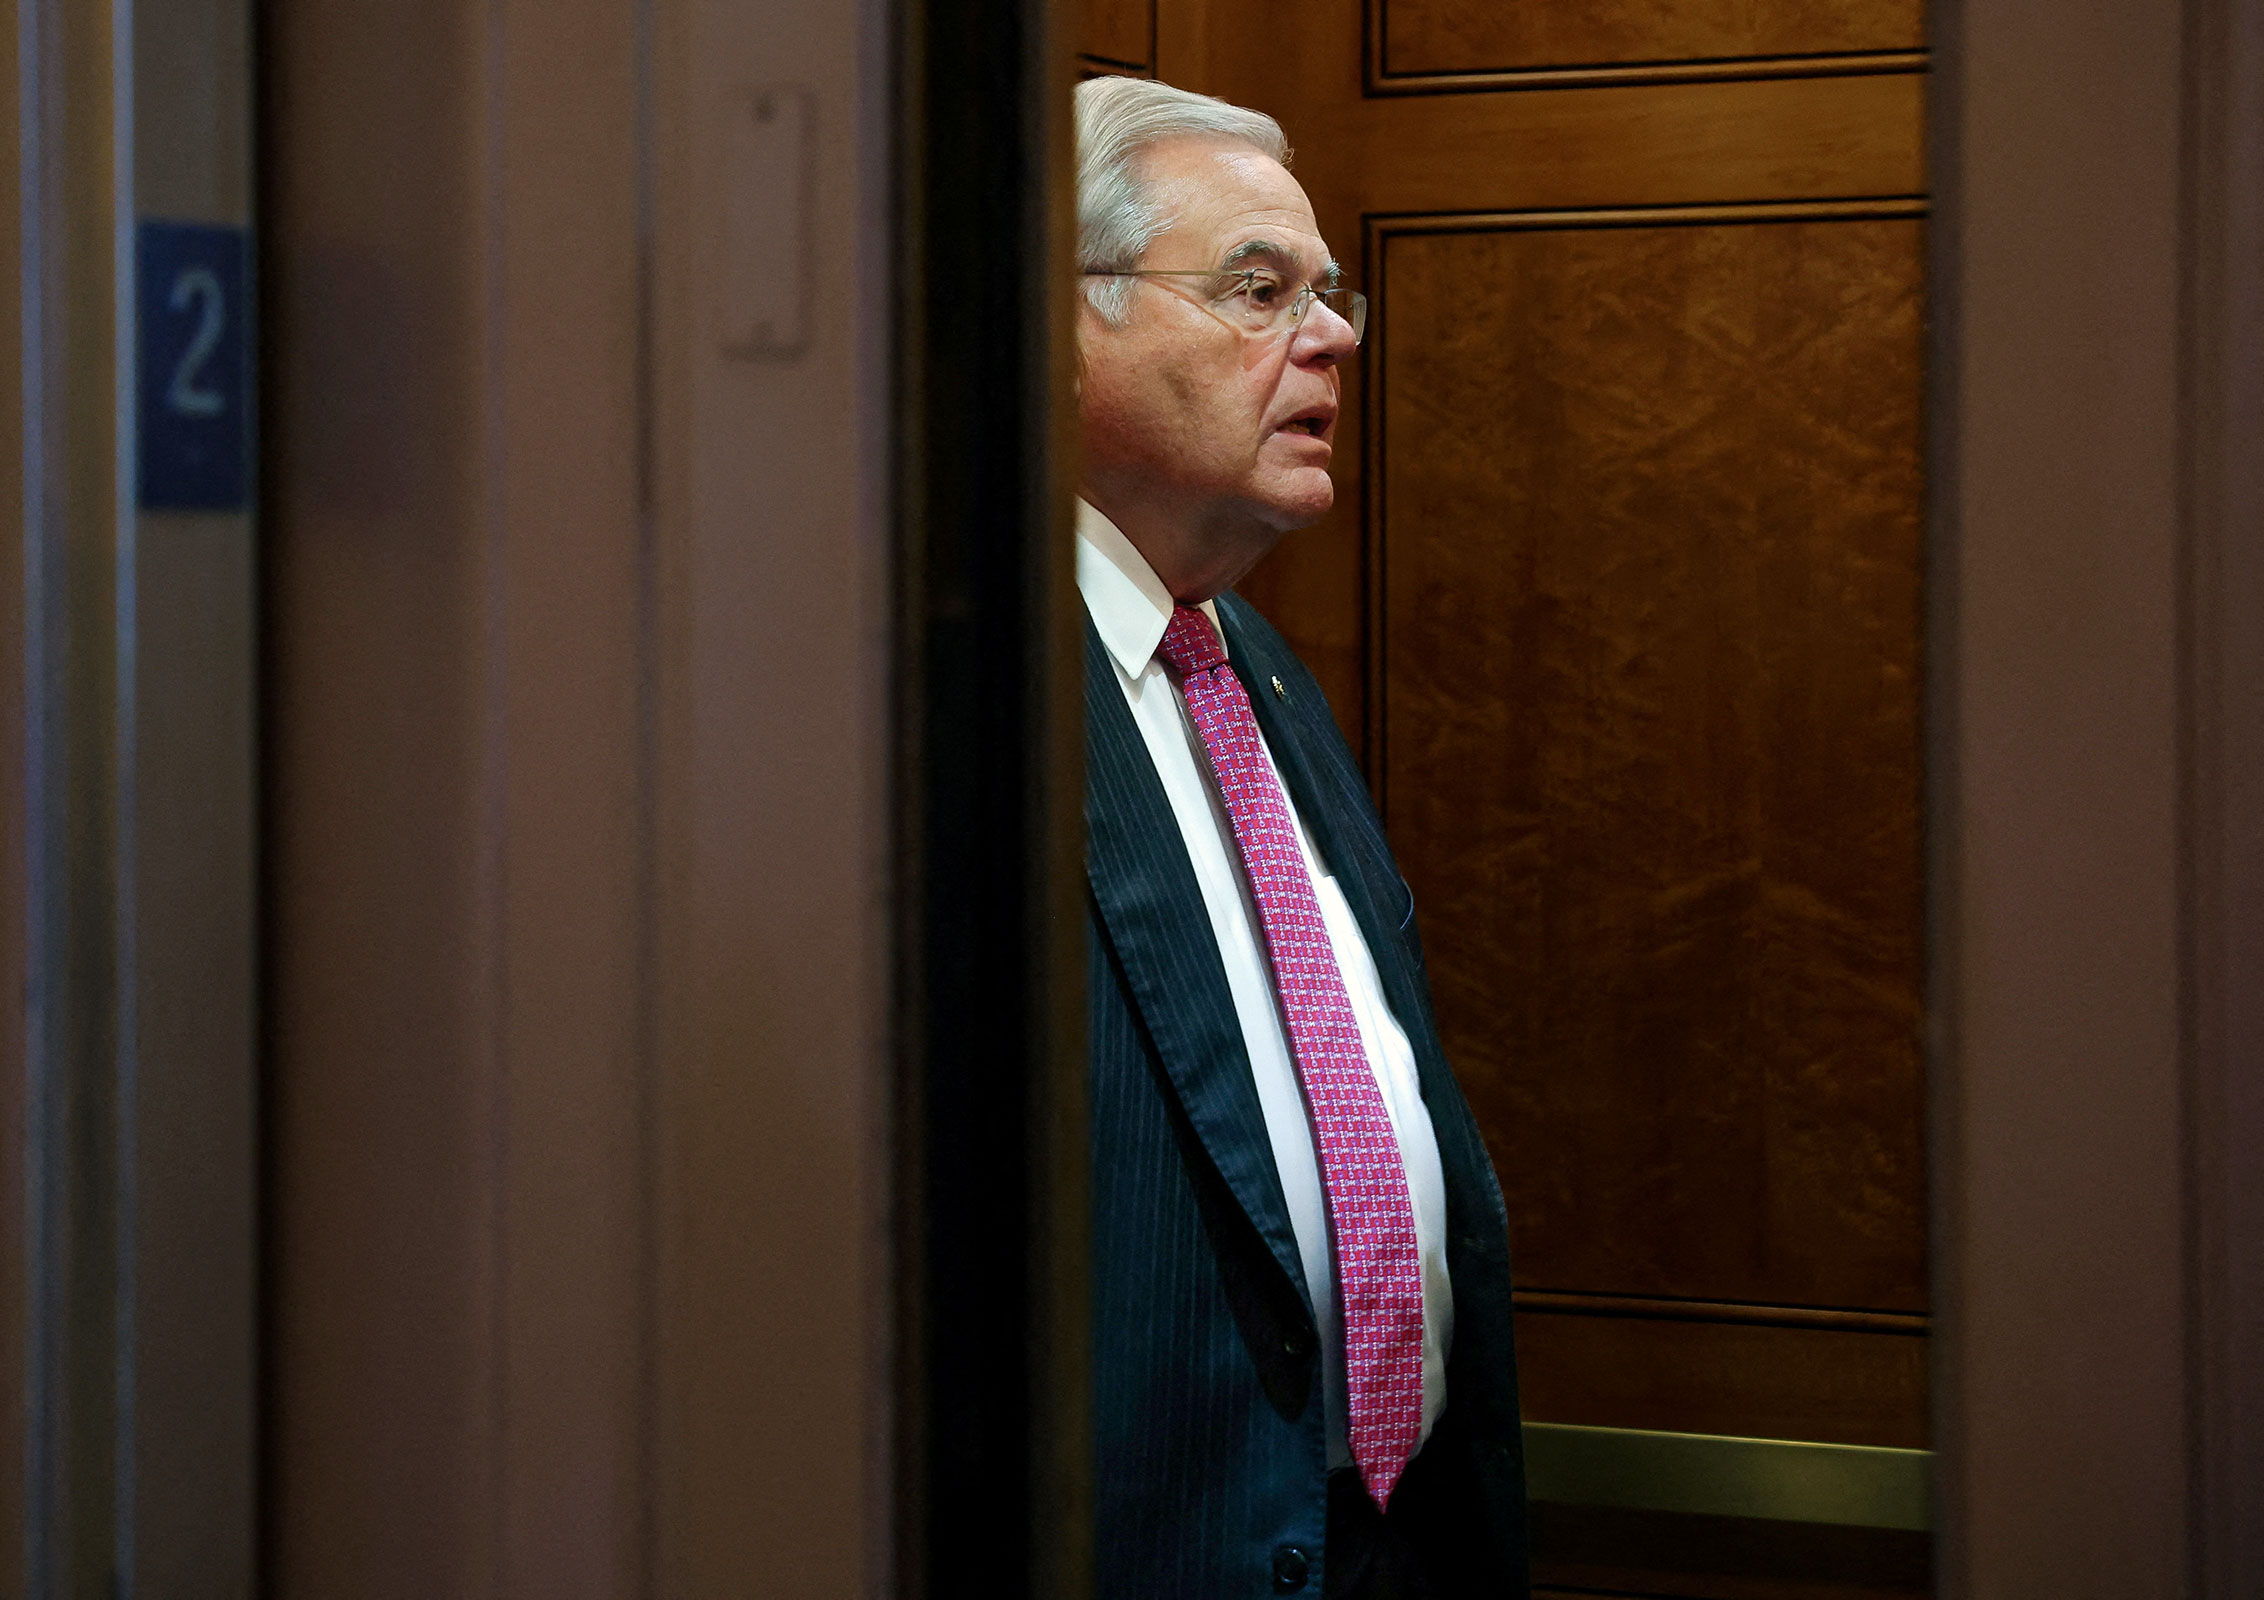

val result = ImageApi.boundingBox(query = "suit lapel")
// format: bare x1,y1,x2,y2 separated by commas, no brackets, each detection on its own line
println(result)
1219,597,1516,1250
1220,601,1437,1072
1083,625,1312,1311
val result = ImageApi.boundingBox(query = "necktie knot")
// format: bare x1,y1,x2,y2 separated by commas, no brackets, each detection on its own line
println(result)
1156,604,1228,677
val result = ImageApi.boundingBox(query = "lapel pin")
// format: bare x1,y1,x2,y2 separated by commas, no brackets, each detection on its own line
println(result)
1270,675,1287,701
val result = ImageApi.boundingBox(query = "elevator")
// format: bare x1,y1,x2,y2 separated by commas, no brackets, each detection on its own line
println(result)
1076,5,1930,1591
0,0,2257,1595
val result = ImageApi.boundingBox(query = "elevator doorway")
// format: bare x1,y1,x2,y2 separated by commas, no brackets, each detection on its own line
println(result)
1081,5,1932,1593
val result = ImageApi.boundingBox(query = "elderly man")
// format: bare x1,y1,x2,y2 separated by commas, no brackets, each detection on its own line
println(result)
1076,77,1529,1599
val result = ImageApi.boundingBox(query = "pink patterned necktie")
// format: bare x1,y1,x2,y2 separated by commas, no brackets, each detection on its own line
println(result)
1155,604,1425,1509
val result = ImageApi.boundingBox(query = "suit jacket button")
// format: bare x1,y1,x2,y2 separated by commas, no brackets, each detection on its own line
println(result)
1272,1545,1310,1592
1280,1331,1307,1358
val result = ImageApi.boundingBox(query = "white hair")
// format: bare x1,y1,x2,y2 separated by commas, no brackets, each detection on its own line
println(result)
1075,76,1290,323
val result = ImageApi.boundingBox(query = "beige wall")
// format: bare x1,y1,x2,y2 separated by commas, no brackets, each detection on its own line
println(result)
261,0,893,1590
1932,0,2264,1592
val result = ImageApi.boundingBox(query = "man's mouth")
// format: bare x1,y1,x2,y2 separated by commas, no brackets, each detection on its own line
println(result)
1279,411,1333,438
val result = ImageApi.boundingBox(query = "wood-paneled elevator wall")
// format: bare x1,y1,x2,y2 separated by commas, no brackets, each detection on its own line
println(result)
1082,4,1930,1594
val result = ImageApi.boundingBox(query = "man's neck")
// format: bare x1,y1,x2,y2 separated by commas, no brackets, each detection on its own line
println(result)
1080,488,1277,603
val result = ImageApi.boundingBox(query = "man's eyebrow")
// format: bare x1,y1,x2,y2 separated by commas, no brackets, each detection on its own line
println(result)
1218,238,1294,272
1218,238,1338,284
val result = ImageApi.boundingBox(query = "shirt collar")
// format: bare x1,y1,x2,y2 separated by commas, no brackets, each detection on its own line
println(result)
1075,498,1225,679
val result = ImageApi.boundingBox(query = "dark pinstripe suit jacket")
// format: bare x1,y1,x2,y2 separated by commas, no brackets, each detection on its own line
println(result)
1087,591,1530,1599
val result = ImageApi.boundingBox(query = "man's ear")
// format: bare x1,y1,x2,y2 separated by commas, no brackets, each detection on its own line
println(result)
1069,306,1094,395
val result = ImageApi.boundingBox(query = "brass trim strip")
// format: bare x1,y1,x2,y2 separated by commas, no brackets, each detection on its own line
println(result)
1522,1422,1934,1531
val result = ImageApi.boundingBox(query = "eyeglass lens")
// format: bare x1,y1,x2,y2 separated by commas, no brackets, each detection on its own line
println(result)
1225,278,1367,345
1319,288,1368,345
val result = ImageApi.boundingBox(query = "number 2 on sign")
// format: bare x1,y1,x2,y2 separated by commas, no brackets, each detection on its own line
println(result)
166,267,226,418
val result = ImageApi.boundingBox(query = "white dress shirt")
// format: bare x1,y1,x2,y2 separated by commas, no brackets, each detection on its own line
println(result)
1077,499,1453,1469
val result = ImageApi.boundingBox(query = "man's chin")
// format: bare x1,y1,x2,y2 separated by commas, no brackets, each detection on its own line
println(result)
1252,467,1336,531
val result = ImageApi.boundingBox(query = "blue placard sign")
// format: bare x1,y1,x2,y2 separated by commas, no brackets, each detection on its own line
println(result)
137,218,251,511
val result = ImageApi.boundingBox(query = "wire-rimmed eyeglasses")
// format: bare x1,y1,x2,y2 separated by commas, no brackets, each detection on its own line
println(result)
1083,266,1368,346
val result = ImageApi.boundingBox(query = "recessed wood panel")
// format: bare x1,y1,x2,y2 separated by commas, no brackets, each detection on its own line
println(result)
1080,0,1154,70
1514,1309,1927,1447
1376,0,1925,81
1374,207,1926,1315
1231,70,1926,749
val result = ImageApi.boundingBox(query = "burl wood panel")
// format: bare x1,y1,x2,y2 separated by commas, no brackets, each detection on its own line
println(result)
1230,71,1927,748
1080,0,1153,70
1377,213,1926,1316
1378,0,1924,78
1514,1310,1927,1447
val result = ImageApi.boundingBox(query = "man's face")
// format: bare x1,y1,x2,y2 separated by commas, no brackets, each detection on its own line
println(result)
1078,138,1358,581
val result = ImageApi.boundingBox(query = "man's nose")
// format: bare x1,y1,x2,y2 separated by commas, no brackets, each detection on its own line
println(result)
1290,297,1359,367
